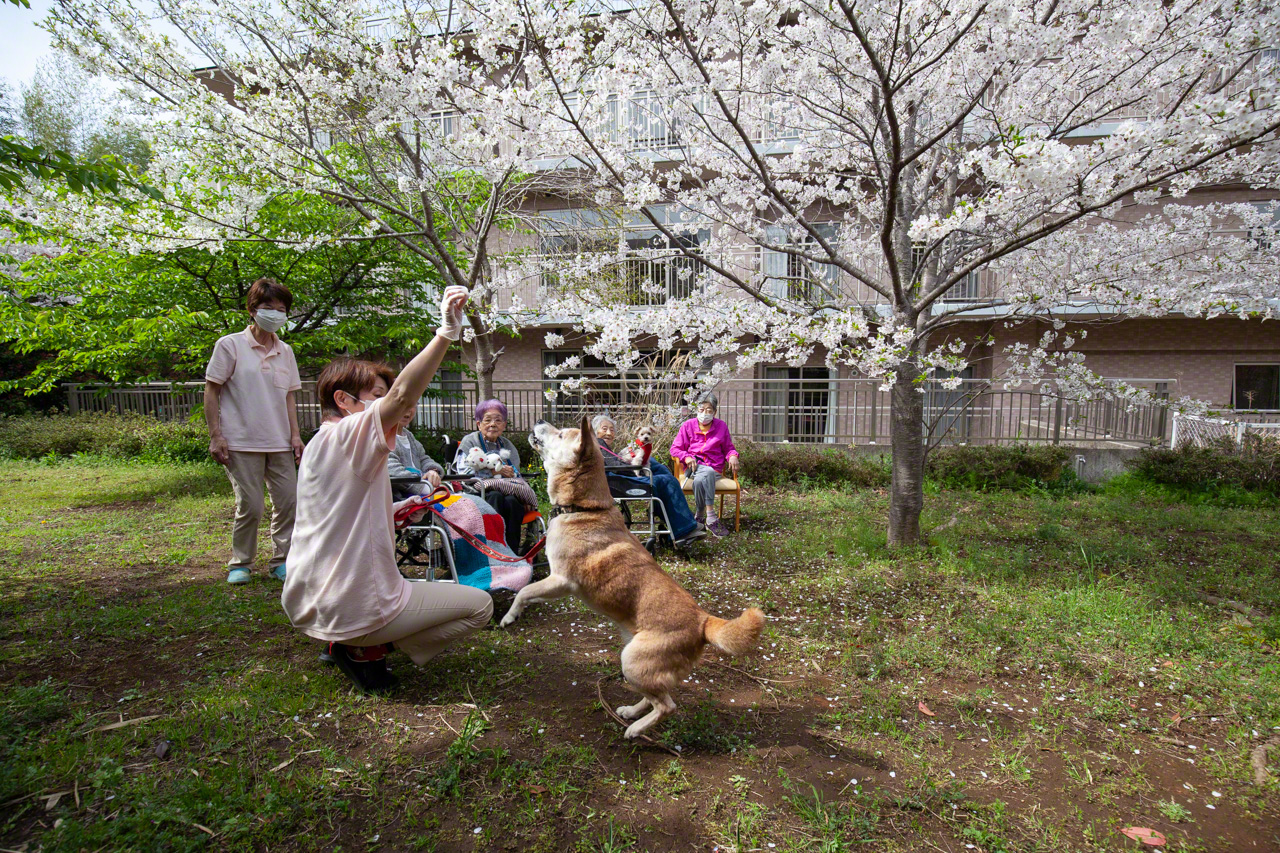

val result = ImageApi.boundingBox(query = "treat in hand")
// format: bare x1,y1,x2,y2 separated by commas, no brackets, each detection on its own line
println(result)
436,285,470,341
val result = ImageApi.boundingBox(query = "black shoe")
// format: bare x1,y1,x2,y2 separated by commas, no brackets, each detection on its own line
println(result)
672,525,709,549
330,643,396,694
318,642,336,665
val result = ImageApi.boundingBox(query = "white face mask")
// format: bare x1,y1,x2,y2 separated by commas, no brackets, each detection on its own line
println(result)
696,411,714,425
254,308,288,333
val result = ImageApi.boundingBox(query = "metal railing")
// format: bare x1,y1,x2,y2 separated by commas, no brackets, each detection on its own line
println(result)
1171,413,1280,449
65,377,1176,447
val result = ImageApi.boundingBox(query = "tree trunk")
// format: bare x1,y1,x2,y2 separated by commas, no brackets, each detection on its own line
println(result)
887,355,925,547
472,335,497,402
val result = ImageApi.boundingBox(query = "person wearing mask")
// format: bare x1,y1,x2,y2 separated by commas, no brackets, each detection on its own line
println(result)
281,286,493,692
204,278,304,584
669,392,740,537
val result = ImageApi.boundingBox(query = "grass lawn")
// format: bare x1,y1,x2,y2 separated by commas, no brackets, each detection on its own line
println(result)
1,457,1279,852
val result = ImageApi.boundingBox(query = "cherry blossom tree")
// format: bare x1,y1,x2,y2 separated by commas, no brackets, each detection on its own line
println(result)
478,0,1280,544
39,0,587,397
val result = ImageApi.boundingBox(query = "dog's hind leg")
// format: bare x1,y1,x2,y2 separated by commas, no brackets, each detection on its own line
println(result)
617,633,684,737
498,574,575,627
623,692,675,739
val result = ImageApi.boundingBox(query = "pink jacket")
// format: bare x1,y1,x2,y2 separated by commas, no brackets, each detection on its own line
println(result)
669,417,738,473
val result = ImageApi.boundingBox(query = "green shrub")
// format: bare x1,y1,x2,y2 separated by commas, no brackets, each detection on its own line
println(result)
925,444,1071,492
737,441,890,490
1126,435,1280,495
0,411,212,463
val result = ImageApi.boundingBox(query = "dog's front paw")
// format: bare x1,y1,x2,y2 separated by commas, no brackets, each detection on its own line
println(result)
498,610,520,628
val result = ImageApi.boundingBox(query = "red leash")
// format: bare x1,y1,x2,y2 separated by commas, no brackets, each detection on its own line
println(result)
395,486,546,563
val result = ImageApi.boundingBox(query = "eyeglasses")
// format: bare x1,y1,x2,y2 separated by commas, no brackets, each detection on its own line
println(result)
479,417,507,426
696,405,716,414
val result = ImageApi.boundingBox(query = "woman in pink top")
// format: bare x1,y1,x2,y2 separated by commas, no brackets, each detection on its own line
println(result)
281,286,492,693
668,392,740,537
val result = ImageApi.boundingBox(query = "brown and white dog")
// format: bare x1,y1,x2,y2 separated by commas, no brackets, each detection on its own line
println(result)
501,416,765,739
616,424,654,468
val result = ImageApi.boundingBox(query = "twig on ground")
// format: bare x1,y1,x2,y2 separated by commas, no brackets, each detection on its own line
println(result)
1197,594,1268,621
707,661,806,685
79,715,162,736
1251,736,1280,786
464,686,490,721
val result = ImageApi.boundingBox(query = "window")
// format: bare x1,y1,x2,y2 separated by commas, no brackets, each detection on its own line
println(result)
1248,202,1279,252
538,206,709,305
416,369,470,431
941,269,982,302
758,367,833,443
1234,364,1280,410
762,224,840,303
542,347,696,419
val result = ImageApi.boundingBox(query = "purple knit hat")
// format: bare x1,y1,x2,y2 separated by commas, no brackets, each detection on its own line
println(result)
474,399,508,421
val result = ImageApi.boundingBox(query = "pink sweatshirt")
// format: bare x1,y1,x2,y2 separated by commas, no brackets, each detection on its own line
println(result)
669,417,738,473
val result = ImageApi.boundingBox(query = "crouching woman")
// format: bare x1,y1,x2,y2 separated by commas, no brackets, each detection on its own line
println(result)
281,287,492,692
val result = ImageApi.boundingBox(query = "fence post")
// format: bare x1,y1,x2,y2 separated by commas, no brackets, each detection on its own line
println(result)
1052,396,1063,445
1170,413,1181,449
1237,422,1247,449
66,384,80,415
869,389,877,444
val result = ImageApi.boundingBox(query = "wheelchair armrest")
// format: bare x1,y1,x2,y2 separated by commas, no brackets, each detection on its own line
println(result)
605,465,649,477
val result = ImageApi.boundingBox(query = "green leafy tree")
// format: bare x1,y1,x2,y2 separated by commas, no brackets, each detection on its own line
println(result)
0,192,445,393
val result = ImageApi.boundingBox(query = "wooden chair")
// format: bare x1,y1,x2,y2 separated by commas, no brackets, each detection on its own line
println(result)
669,457,742,532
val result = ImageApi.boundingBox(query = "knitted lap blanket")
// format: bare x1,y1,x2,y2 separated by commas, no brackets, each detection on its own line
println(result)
431,492,532,592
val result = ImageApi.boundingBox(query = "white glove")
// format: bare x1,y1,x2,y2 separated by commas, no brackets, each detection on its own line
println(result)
436,285,470,341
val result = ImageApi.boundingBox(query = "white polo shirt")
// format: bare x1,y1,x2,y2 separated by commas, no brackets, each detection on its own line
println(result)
281,397,411,642
205,326,302,452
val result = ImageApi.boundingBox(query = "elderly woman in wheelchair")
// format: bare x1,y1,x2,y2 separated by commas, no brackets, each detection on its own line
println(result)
592,414,707,550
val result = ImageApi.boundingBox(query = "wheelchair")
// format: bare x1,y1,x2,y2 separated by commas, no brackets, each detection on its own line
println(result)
603,463,678,556
392,436,548,583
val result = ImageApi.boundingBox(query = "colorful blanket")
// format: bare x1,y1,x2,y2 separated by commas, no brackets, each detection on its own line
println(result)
430,492,532,593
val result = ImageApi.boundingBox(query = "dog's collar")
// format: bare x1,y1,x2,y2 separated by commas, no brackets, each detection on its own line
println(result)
552,504,612,515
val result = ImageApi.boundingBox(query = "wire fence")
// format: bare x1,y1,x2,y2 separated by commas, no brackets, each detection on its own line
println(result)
65,377,1177,447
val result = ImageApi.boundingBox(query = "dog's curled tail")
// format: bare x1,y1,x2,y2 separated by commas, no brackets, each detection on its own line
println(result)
703,608,765,657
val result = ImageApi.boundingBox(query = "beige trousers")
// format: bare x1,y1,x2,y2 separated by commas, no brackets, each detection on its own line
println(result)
347,581,493,666
223,450,297,570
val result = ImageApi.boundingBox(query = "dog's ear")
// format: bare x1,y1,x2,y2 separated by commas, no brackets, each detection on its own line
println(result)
578,413,597,458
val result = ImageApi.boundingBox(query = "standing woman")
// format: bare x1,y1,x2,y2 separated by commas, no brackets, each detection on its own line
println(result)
282,287,492,692
205,278,304,584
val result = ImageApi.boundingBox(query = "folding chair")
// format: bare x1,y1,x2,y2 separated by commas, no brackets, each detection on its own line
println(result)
669,457,743,532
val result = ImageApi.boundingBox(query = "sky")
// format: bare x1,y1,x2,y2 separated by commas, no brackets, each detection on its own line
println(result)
0,0,55,90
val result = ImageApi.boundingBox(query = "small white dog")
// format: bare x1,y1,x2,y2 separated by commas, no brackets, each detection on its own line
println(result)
616,425,654,468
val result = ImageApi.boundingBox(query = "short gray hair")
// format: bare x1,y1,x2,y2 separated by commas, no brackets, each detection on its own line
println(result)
695,391,718,411
591,413,616,432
